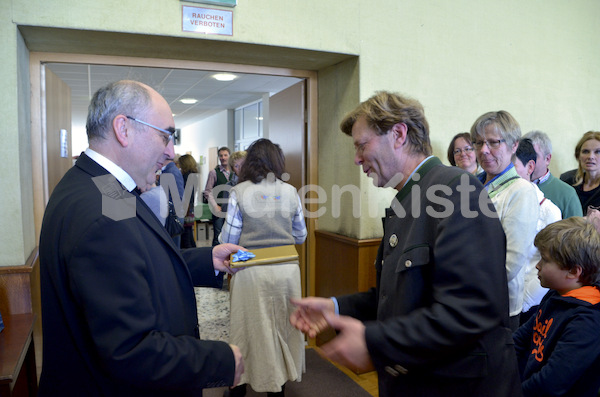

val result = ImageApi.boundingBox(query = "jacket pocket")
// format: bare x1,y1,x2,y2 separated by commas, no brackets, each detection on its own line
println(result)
395,245,430,273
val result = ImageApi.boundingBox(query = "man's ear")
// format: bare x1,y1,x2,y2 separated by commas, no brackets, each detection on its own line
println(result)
390,122,408,149
112,115,130,148
567,265,583,279
526,160,536,178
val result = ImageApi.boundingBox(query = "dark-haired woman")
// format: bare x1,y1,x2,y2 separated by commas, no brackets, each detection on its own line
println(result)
178,154,198,248
447,132,480,175
220,139,307,397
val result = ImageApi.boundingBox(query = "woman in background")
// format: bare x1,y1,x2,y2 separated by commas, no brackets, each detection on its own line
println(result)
221,150,247,214
571,131,600,214
220,139,307,397
178,154,199,248
447,132,480,175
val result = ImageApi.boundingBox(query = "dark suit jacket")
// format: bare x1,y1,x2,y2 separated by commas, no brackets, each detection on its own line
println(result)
39,153,234,397
337,158,522,397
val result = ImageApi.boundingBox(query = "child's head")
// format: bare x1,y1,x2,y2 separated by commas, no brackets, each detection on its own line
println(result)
534,217,600,287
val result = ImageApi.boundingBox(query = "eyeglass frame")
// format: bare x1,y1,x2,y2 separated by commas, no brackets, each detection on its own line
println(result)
453,146,474,156
126,115,175,145
473,139,507,150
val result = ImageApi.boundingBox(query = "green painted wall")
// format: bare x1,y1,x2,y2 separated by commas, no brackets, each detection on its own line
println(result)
1,0,599,266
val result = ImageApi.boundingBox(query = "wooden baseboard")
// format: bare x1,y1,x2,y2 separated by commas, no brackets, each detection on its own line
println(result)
314,230,380,367
0,248,42,378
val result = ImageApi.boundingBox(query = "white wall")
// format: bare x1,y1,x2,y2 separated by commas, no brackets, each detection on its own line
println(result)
72,109,232,192
176,110,231,192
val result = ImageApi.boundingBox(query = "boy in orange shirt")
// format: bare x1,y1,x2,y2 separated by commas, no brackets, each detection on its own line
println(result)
513,217,600,396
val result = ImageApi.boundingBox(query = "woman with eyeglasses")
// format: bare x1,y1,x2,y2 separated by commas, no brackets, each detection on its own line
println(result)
447,132,480,175
471,111,539,331
571,131,600,215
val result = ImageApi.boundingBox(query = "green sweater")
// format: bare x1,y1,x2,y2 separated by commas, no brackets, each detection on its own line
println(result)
538,173,583,218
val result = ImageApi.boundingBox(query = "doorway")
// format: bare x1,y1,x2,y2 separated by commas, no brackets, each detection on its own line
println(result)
30,52,318,298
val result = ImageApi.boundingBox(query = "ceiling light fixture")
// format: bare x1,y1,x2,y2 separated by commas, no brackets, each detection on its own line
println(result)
212,73,237,81
179,98,198,105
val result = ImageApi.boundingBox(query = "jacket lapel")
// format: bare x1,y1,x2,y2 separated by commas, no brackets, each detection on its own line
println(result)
76,153,185,257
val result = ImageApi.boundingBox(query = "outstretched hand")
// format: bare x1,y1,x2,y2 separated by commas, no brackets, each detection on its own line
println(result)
290,297,335,338
212,243,245,275
319,312,374,373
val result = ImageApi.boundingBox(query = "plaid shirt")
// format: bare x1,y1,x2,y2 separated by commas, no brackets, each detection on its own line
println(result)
219,189,307,245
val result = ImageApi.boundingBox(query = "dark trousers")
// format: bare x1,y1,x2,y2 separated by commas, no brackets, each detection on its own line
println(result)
212,216,225,246
180,226,196,248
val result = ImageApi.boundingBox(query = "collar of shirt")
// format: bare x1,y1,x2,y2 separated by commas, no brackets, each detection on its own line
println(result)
534,170,551,185
85,148,137,192
402,155,435,189
478,163,515,189
218,164,231,177
393,156,439,206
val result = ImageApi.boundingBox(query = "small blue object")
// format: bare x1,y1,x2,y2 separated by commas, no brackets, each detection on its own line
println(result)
232,250,255,262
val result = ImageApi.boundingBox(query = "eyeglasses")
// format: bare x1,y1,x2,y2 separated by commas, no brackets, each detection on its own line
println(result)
473,139,506,149
126,115,175,146
453,147,474,155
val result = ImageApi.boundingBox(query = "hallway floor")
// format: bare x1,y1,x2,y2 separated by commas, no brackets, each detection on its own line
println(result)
195,227,378,396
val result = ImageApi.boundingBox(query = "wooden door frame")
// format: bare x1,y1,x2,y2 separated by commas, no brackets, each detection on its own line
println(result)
29,52,318,297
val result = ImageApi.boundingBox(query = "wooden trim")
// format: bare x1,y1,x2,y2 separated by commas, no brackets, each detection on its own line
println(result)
0,250,37,275
314,229,380,298
305,74,318,298
0,249,39,317
0,313,38,396
314,230,381,247
30,52,316,79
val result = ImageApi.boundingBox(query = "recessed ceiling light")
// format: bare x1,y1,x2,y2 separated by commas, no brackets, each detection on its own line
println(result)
180,98,198,105
212,73,237,81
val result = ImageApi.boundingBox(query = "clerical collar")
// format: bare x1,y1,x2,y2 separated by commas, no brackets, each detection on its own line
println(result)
85,148,137,192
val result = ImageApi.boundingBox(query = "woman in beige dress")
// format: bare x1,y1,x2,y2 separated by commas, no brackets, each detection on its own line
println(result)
219,138,307,397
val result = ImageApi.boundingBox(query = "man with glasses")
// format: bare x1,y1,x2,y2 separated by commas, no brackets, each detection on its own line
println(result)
471,110,539,330
39,80,244,396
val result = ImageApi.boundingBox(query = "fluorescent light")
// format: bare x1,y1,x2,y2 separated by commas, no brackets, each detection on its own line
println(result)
179,98,198,105
212,73,237,81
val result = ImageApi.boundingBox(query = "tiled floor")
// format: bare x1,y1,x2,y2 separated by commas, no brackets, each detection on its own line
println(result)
195,223,231,342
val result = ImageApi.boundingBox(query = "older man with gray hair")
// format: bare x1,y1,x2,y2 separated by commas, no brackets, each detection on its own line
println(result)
39,80,244,396
522,130,583,218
